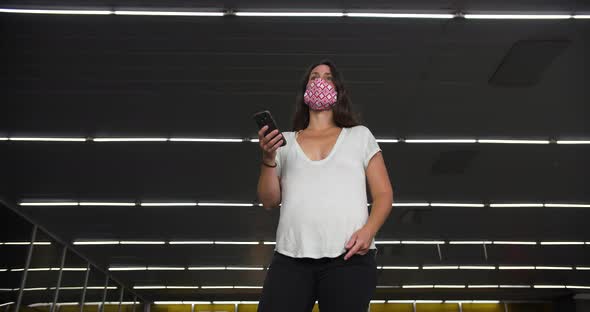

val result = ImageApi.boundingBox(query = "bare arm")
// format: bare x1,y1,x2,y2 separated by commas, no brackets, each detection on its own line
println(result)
256,125,284,211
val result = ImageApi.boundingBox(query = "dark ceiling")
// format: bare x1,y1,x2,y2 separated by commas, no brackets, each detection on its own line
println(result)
1,0,589,306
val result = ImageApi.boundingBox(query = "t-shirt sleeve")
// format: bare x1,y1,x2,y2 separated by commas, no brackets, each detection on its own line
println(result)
362,126,381,170
275,145,282,178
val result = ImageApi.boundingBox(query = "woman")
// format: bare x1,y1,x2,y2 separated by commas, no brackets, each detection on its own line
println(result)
256,59,394,311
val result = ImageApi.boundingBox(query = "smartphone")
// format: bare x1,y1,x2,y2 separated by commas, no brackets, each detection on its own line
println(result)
252,110,286,147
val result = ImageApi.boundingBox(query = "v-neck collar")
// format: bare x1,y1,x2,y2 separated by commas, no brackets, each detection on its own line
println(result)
294,127,346,164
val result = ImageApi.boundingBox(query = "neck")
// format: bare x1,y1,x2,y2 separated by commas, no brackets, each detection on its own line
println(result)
306,109,337,131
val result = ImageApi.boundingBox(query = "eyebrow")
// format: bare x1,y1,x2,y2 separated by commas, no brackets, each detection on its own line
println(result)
311,71,332,76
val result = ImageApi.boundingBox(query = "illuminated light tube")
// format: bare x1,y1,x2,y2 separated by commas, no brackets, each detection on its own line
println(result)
346,13,454,19
108,267,147,271
235,11,344,17
430,203,484,207
534,285,566,289
387,300,415,303
234,286,263,289
567,285,590,289
573,15,590,19
535,266,573,270
415,300,444,304
8,137,87,142
490,203,543,208
545,203,590,208
0,8,112,14
85,286,117,290
370,300,386,303
468,285,498,288
93,138,168,142
423,266,459,270
393,202,430,207
166,286,200,289
381,266,420,270
27,268,51,271
556,140,590,144
154,301,184,305
119,241,166,245
113,11,224,16
498,266,535,270
263,241,276,245
226,266,265,271
459,265,496,270
74,241,120,245
198,202,254,207
79,202,136,206
376,139,400,143
434,285,465,288
214,241,260,245
478,139,550,144
449,241,492,244
576,267,590,270
169,241,214,245
140,202,197,206
4,241,51,245
146,266,185,271
55,267,88,271
375,241,401,244
169,138,243,142
499,285,531,288
540,241,585,245
404,139,477,143
402,285,434,288
187,267,225,270
133,286,166,289
493,241,537,245
0,137,8,141
23,288,47,291
463,14,571,19
201,286,234,289
0,303,14,307
55,287,83,290
401,240,445,245
19,202,78,206
0,269,7,272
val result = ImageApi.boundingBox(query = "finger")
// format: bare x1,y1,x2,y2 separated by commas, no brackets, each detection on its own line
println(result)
271,138,283,151
263,129,279,142
345,234,356,249
265,133,282,150
357,248,369,255
344,242,361,261
257,125,269,137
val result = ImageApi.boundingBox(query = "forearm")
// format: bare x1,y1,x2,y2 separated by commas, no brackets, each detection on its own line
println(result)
364,192,394,236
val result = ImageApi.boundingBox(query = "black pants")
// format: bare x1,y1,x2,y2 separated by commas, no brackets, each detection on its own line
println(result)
257,249,378,312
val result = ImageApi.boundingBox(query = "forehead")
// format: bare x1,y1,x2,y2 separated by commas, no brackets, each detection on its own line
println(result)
310,64,332,74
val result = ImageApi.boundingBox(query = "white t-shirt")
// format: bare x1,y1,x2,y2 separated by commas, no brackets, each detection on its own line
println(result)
273,125,382,258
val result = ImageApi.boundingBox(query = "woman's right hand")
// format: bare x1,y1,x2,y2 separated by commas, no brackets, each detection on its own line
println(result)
258,125,283,163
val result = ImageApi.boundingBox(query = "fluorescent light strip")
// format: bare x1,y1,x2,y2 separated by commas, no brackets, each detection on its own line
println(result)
490,203,544,208
468,285,498,288
434,285,465,288
556,140,590,144
423,266,459,270
381,266,420,270
166,286,200,289
4,241,51,245
263,241,276,245
573,15,590,19
402,285,433,288
108,267,147,271
93,138,168,142
169,241,215,245
146,267,185,271
120,241,166,245
8,137,86,142
19,202,78,206
235,12,344,17
169,138,243,142
226,266,264,271
545,203,590,208
188,267,226,270
493,241,537,245
214,241,260,245
415,300,444,303
499,266,536,270
141,202,197,206
464,14,572,19
133,286,166,289
347,13,454,18
74,241,120,245
79,202,136,206
430,203,485,207
401,240,445,244
375,240,401,244
499,285,531,288
534,285,566,289
0,8,111,14
449,241,492,244
113,11,223,16
376,139,400,143
201,286,233,289
459,266,496,270
198,202,255,207
0,303,14,307
404,139,476,143
576,267,590,270
567,285,590,289
535,266,573,270
393,203,430,207
540,241,585,245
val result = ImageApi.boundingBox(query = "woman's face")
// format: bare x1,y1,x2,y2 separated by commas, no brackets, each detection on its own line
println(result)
308,64,334,88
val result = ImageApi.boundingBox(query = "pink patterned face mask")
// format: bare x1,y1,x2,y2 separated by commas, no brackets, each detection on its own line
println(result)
303,78,338,111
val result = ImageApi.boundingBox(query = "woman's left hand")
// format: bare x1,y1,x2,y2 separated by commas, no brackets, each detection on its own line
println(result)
343,226,376,260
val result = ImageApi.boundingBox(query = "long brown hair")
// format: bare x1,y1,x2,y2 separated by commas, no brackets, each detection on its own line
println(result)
291,59,363,131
